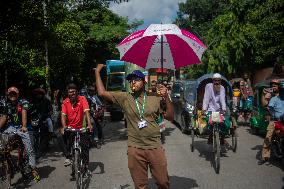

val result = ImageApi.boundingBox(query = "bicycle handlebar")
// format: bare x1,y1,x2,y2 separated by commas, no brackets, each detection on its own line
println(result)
64,127,87,133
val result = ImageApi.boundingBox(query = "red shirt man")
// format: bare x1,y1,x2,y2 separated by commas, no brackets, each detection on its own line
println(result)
60,84,92,169
62,95,90,129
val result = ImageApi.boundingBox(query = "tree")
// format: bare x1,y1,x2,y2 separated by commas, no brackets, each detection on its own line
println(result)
0,0,139,92
175,0,229,78
175,0,284,78
206,0,284,75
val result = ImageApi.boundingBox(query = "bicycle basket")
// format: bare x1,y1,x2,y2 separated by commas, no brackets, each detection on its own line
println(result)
210,112,223,123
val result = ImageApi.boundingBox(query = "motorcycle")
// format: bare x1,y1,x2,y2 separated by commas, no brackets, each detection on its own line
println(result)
271,120,284,160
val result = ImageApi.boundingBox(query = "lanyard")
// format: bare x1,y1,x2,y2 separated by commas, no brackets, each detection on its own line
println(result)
135,93,146,120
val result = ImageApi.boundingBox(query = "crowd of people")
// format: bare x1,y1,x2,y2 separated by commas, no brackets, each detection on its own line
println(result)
231,73,254,123
231,76,284,165
0,69,283,189
0,83,106,182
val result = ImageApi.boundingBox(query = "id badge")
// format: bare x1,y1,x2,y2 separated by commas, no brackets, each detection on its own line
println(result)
138,120,147,129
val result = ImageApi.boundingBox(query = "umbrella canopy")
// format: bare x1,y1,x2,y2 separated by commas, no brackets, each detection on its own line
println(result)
116,24,207,70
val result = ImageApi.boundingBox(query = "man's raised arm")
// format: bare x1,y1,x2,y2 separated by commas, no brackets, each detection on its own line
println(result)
94,64,114,103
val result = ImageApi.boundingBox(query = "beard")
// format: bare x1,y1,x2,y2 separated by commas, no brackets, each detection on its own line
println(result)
273,88,279,94
69,96,77,103
213,84,221,92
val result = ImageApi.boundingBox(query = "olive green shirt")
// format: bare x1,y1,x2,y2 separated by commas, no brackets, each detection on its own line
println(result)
111,92,162,149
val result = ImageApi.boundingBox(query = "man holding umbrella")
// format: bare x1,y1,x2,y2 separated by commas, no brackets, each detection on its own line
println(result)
95,64,173,189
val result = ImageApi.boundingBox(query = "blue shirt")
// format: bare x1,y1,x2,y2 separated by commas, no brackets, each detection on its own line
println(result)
268,96,284,119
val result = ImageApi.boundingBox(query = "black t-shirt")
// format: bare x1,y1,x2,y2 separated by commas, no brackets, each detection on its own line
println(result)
32,97,52,120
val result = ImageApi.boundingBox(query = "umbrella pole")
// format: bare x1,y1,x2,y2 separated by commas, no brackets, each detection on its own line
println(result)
161,34,164,82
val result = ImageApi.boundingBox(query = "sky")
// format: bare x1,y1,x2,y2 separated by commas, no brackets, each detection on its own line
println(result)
109,0,186,30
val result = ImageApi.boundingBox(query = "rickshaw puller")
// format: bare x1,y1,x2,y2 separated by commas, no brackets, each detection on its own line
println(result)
202,73,227,145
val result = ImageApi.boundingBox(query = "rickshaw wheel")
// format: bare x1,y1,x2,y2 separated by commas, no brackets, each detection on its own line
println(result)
250,123,259,135
190,129,194,152
213,131,220,174
232,131,237,152
180,114,187,133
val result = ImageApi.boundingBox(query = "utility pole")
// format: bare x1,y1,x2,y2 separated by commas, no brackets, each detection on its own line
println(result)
43,0,51,99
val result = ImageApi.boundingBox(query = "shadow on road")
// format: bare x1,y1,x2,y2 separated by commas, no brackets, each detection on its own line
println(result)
192,140,213,162
251,144,262,160
148,176,198,189
102,121,128,144
38,165,56,179
172,120,190,134
245,128,266,137
82,162,105,189
251,144,284,171
89,161,105,174
12,165,56,188
163,127,176,137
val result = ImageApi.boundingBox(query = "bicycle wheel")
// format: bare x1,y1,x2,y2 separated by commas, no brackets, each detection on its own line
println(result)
231,130,237,152
213,131,220,174
74,151,83,189
0,160,11,189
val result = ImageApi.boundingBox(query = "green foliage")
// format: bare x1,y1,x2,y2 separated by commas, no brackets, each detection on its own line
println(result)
55,20,86,50
176,0,283,77
0,0,136,91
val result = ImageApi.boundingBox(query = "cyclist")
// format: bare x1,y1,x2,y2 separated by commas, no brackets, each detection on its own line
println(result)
59,83,92,175
95,64,173,189
258,81,284,165
31,88,54,147
0,86,39,180
202,73,227,145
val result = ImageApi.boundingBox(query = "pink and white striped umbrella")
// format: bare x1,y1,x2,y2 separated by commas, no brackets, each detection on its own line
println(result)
116,24,207,70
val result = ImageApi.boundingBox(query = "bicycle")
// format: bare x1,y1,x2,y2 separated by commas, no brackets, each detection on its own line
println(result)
0,132,38,188
30,108,51,158
65,127,89,189
211,118,221,174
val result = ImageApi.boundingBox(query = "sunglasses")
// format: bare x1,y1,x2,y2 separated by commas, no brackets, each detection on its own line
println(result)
8,92,18,96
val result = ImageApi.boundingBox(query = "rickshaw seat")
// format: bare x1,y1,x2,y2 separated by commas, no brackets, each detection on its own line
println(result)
195,110,207,134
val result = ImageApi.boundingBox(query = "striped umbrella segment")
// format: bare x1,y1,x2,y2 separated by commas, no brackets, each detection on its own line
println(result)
116,24,207,70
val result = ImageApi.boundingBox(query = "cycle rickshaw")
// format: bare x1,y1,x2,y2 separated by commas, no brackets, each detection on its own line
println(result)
249,80,271,134
189,74,237,174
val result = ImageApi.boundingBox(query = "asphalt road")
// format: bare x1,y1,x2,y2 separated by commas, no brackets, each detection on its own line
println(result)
2,120,284,189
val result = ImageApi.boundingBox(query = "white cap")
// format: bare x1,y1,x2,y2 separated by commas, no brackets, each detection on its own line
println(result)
213,73,222,79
